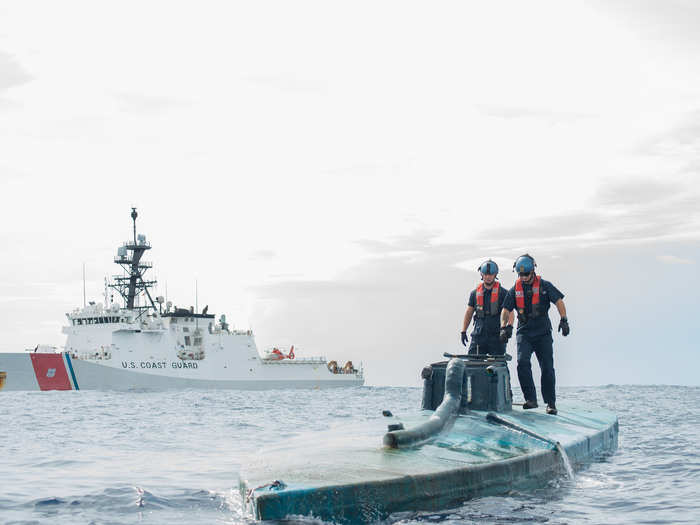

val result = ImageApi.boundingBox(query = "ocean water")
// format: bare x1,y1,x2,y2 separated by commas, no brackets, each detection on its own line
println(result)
1,385,699,525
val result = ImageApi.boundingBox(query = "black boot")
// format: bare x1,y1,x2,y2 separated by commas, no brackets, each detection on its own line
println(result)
546,404,557,415
522,400,538,409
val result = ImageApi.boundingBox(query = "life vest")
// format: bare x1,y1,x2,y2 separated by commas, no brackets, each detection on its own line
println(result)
475,282,500,318
515,275,541,321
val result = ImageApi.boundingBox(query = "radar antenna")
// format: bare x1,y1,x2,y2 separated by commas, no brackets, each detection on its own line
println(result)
109,208,157,312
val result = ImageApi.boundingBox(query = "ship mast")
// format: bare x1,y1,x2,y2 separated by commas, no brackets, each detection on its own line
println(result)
109,208,157,312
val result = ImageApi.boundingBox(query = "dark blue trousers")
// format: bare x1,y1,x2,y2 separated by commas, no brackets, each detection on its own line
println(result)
516,332,555,405
468,336,506,356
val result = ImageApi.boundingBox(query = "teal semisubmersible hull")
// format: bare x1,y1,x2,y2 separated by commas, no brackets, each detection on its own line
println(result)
241,357,618,523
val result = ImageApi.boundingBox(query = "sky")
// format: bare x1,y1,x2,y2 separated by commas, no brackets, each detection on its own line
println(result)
1,1,698,386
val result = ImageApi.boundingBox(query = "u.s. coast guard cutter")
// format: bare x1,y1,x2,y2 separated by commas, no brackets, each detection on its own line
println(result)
0,209,363,391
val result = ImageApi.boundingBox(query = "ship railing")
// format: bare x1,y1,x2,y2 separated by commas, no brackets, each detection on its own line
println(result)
77,350,112,361
330,367,361,375
121,240,151,249
260,356,327,364
113,258,153,268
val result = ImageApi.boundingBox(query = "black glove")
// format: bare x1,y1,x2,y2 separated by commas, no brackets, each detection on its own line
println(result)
460,331,468,346
558,317,570,336
499,325,513,343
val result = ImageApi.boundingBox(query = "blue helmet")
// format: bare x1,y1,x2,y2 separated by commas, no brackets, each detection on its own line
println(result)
513,254,536,274
478,259,498,276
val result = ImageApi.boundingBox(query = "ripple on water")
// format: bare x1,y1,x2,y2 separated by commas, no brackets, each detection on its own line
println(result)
0,385,699,524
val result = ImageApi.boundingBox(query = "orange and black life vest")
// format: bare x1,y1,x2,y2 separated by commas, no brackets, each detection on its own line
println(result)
475,282,500,318
515,275,542,321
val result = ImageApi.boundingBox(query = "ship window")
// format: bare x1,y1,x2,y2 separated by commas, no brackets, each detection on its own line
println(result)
184,336,191,346
194,337,202,345
183,327,190,333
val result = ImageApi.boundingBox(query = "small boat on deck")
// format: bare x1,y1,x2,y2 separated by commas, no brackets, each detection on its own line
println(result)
241,353,619,523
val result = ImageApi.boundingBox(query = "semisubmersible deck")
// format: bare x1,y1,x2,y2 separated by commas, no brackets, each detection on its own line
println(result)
0,209,363,392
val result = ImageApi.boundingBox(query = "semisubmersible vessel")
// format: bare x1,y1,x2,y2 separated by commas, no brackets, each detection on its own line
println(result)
241,353,618,522
0,209,363,391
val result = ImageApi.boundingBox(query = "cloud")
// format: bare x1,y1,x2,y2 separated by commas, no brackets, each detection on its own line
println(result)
593,1,700,53
477,104,590,123
657,254,694,264
354,230,450,259
114,92,188,115
475,176,700,249
0,51,31,92
478,212,606,242
665,110,700,146
249,249,276,260
0,51,31,107
245,72,328,94
634,109,700,156
250,231,700,386
593,178,672,208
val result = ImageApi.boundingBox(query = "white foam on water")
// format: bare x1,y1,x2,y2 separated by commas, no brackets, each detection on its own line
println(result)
555,443,575,480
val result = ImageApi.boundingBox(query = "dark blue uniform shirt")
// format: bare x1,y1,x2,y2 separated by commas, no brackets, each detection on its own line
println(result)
468,285,508,339
502,278,564,337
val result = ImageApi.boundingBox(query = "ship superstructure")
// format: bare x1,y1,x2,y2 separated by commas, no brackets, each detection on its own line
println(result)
0,210,364,391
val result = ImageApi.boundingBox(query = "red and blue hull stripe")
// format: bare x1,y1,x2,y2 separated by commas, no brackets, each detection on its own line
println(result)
30,352,80,391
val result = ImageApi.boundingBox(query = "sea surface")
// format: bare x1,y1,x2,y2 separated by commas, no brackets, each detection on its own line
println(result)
1,385,699,525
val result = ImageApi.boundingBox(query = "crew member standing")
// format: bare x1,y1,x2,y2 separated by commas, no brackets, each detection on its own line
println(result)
460,260,510,355
499,254,569,415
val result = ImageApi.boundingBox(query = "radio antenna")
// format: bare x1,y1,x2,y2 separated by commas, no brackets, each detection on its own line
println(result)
83,263,86,307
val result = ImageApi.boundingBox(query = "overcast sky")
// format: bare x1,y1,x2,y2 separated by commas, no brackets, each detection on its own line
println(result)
1,1,698,386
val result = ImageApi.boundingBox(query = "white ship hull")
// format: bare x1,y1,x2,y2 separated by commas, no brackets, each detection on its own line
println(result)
0,351,363,391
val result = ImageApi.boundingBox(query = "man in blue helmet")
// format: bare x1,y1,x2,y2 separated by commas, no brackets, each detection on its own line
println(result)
460,260,511,355
499,254,569,415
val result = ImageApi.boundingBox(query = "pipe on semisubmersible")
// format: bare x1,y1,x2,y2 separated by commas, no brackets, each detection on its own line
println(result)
383,358,465,449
